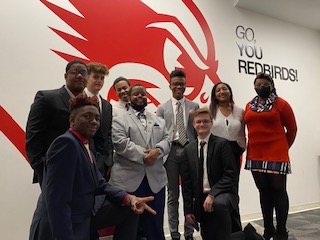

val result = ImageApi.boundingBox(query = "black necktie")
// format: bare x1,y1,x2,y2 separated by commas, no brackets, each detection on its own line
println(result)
125,103,130,111
199,141,206,194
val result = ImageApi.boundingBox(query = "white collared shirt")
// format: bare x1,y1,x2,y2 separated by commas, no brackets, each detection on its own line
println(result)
198,134,211,193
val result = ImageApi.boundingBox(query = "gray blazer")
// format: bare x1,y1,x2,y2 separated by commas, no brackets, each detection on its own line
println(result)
156,98,199,143
110,108,171,194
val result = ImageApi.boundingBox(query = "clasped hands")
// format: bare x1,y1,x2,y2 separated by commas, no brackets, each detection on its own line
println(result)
143,148,160,166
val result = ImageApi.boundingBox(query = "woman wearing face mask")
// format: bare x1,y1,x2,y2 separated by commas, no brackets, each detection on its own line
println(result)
244,72,297,240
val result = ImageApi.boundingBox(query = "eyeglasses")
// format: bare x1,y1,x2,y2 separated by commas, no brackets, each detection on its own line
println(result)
194,119,212,124
67,69,88,77
171,82,186,87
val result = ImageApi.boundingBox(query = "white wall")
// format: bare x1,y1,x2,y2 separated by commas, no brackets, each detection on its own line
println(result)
1,0,320,238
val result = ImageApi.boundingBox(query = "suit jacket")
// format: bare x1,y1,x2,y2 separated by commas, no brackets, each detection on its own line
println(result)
29,131,127,240
110,108,171,193
26,86,71,183
181,134,238,221
91,96,113,176
156,98,199,149
26,87,112,183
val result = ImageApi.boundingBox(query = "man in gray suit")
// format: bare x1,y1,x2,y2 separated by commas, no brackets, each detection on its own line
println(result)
156,70,199,240
110,84,171,240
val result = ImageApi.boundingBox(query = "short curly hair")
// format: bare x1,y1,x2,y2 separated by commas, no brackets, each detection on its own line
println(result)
69,94,99,113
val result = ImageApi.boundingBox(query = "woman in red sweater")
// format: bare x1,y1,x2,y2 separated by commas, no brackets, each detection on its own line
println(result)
244,72,297,240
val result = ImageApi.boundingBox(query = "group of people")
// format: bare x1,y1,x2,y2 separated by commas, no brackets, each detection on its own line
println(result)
26,59,297,240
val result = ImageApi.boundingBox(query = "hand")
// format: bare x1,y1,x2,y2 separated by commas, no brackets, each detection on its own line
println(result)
186,214,199,231
143,149,160,165
129,196,157,215
203,195,214,212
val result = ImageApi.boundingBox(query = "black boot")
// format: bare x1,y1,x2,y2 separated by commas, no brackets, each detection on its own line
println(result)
274,231,288,240
263,227,276,240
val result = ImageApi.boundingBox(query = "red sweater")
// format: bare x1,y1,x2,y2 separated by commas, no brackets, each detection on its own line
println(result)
244,97,297,163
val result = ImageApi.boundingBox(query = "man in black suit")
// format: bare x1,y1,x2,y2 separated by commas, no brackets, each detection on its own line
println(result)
29,95,156,240
84,62,113,179
181,107,241,240
26,59,88,185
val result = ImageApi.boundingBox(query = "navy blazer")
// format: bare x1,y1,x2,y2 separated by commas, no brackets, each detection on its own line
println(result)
29,131,127,240
181,134,238,222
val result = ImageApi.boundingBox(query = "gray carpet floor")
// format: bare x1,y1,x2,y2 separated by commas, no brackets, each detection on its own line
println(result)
252,208,320,240
166,208,320,240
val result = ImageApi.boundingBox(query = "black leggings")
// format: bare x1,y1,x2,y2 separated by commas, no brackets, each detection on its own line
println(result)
252,171,288,234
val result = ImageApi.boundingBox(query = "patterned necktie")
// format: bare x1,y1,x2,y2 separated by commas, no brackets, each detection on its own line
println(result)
199,141,206,194
138,112,147,129
176,101,188,146
84,143,93,163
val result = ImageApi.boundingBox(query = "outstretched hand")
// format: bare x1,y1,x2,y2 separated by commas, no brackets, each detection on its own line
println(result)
130,196,157,215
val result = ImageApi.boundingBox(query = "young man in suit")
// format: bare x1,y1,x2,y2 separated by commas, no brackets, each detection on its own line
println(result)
84,62,113,179
156,70,199,240
26,59,88,185
110,84,171,240
181,107,241,240
112,76,131,117
29,95,156,240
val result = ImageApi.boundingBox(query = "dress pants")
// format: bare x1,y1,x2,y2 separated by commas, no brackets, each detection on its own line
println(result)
90,199,139,240
200,193,236,240
131,175,166,240
165,143,194,239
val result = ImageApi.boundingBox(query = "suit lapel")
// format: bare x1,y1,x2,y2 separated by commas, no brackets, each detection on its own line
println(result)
100,96,107,124
128,110,147,144
59,87,71,110
145,112,155,145
207,134,215,180
168,99,174,122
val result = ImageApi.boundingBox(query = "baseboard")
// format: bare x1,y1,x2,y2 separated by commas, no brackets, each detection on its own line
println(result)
163,201,320,238
99,202,320,239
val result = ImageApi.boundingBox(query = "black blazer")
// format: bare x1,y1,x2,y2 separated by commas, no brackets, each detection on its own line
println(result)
91,96,113,176
26,86,71,183
29,130,127,240
26,87,113,183
181,134,238,221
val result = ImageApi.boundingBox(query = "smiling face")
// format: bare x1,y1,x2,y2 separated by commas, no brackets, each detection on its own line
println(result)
193,113,213,139
70,105,100,139
64,63,88,96
170,76,186,100
87,72,105,95
214,83,231,104
129,85,147,107
114,80,130,103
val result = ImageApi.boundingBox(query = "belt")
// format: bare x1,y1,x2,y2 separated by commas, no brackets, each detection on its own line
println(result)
172,141,189,147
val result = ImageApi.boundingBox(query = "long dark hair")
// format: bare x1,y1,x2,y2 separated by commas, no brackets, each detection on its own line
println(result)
209,82,234,119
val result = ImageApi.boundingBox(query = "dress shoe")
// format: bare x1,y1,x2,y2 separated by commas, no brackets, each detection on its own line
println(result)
184,236,195,240
244,223,264,240
171,238,180,240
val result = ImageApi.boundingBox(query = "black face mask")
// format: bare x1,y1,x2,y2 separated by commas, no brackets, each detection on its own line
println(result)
130,102,147,112
255,85,271,98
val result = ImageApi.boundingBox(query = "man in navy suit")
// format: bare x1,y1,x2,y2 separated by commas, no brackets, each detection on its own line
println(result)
181,107,240,240
26,59,89,185
29,95,155,240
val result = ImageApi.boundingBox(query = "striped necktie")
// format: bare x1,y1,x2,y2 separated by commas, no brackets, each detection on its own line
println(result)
176,101,188,146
